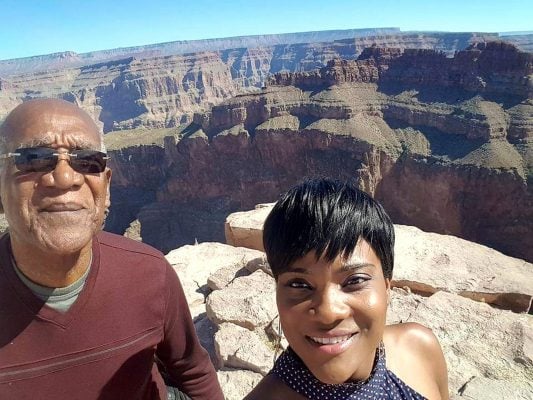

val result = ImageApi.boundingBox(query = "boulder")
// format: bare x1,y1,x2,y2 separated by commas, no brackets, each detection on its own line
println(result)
406,291,533,394
206,270,277,330
225,204,273,251
214,322,274,375
165,242,264,319
386,287,425,325
207,264,251,291
217,369,263,400
224,204,272,251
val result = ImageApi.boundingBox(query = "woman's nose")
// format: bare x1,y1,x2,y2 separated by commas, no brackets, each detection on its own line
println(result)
312,286,350,325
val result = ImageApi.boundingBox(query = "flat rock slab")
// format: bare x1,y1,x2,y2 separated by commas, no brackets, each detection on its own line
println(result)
215,322,274,375
217,369,263,400
206,270,277,330
207,264,251,291
458,376,533,400
394,225,532,312
406,291,533,395
386,287,425,325
224,206,533,312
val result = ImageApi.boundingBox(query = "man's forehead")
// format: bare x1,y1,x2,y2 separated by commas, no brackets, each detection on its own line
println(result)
18,133,99,149
2,101,101,149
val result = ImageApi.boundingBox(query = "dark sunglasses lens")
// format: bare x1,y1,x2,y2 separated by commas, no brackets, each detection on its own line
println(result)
71,150,107,173
12,148,107,173
15,148,56,172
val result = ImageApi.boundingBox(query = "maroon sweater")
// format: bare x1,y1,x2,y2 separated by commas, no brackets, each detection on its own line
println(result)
0,231,223,399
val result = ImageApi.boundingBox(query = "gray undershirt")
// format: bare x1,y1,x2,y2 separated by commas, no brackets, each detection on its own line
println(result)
12,255,91,313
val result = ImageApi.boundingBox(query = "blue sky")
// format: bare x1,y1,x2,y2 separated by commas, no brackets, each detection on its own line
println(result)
0,0,531,60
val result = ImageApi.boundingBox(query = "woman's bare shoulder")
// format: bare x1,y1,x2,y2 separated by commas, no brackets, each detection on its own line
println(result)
384,322,449,399
243,374,306,400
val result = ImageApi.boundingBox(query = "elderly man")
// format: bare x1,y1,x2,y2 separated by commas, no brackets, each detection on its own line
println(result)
0,99,223,399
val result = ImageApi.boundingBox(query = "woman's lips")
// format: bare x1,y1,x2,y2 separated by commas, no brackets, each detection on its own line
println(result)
306,333,357,355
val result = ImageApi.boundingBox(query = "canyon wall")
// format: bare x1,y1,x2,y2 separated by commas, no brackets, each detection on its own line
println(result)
0,32,504,131
0,28,402,76
106,43,532,261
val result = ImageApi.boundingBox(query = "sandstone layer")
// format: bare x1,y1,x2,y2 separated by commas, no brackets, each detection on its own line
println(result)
107,43,532,262
166,206,533,400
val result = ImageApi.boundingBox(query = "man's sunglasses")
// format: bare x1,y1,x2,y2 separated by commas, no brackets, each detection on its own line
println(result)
0,147,109,173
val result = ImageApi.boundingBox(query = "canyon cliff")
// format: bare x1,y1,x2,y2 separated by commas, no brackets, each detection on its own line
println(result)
106,42,532,262
0,31,508,131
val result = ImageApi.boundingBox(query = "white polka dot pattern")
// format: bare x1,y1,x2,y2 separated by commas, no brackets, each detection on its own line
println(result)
271,342,427,399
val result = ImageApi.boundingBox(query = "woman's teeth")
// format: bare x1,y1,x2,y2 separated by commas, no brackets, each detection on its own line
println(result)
310,334,353,345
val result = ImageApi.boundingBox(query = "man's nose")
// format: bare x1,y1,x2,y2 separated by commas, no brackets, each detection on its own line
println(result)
312,286,350,325
43,154,83,189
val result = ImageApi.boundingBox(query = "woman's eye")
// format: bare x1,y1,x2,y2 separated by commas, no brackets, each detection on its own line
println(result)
344,276,368,287
287,280,312,290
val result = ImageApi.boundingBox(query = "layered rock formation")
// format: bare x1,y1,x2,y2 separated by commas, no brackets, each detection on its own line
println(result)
0,32,503,130
167,206,533,400
107,42,532,262
0,54,238,131
0,28,402,76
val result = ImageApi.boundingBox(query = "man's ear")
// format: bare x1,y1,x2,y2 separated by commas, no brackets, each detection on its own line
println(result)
104,168,112,209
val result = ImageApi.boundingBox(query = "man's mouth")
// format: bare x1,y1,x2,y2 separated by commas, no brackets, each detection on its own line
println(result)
40,203,84,212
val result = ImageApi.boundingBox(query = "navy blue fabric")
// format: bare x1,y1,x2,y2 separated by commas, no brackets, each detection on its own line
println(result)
271,343,427,399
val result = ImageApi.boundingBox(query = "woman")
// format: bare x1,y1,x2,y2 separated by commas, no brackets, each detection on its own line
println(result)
245,179,448,400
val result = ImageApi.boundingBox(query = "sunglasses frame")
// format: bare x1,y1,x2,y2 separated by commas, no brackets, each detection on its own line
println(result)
0,147,110,174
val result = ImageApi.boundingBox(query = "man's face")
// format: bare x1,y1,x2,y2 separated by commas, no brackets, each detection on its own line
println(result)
0,101,111,255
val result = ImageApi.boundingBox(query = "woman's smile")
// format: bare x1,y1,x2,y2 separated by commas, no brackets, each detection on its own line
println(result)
306,332,358,355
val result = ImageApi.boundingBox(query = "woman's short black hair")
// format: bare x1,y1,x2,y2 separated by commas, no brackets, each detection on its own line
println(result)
263,178,394,279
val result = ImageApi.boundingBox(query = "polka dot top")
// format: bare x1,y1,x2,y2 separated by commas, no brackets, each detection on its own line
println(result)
271,343,427,399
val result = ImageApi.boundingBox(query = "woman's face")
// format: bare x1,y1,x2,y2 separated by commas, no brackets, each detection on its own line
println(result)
276,239,390,384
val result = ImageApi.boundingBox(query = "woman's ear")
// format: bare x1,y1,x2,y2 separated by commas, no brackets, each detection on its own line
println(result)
385,278,391,305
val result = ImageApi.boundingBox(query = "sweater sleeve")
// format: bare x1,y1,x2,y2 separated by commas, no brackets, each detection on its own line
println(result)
155,262,224,400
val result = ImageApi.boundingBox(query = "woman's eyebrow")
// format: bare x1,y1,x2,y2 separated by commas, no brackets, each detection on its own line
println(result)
340,262,375,272
284,266,310,275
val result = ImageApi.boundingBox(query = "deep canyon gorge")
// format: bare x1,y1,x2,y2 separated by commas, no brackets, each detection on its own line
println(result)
0,31,531,261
